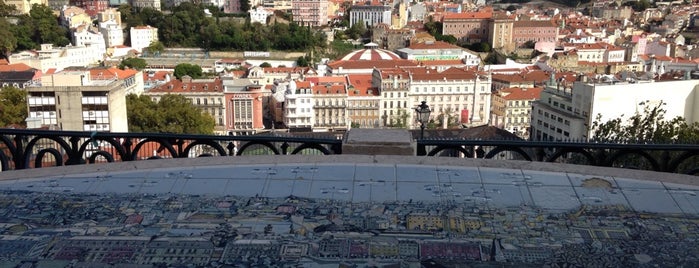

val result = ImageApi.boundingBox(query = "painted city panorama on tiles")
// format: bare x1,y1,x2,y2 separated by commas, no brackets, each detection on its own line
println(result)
0,163,697,267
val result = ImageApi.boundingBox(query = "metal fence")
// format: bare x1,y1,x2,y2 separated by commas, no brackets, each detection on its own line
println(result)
0,129,342,171
1,129,698,175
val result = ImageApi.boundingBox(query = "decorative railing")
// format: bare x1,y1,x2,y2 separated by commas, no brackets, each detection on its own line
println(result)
417,139,699,175
2,129,698,175
0,129,342,171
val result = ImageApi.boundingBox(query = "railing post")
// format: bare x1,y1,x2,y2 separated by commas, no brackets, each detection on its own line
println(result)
13,134,26,170
417,143,427,156
65,136,86,166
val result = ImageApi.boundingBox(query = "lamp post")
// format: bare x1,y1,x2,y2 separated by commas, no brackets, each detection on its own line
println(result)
415,101,431,139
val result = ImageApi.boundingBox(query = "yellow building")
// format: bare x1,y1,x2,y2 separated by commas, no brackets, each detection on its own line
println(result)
407,213,445,231
5,0,47,14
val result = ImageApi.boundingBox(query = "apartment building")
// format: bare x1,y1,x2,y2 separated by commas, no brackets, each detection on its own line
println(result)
313,84,348,131
512,20,558,47
60,6,92,29
99,20,124,48
292,0,329,27
97,8,121,25
346,74,380,128
132,0,161,10
147,76,226,133
488,14,514,51
530,75,699,141
0,63,41,89
284,81,315,129
9,44,104,72
25,68,142,132
408,67,492,127
226,83,269,135
249,6,273,24
373,68,411,127
442,11,492,44
349,1,391,28
372,24,414,51
72,26,107,57
69,0,109,17
130,26,159,53
491,87,543,139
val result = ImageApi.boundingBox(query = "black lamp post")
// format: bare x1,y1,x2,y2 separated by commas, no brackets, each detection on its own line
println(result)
415,101,431,139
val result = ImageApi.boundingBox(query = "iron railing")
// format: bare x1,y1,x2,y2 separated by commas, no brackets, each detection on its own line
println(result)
417,139,699,175
0,129,342,171
1,129,698,175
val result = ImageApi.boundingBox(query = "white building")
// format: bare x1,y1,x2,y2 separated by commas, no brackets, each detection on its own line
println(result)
396,41,481,66
407,67,492,127
130,25,159,53
9,44,104,72
99,20,124,48
349,2,391,28
284,80,315,129
72,27,107,58
249,6,273,24
531,76,699,141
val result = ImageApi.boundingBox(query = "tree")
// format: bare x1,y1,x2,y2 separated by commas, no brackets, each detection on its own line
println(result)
0,86,28,128
259,62,272,68
591,101,699,143
118,57,147,70
144,41,165,55
589,102,699,172
126,94,215,134
28,4,70,46
0,18,17,59
173,63,203,79
296,56,310,67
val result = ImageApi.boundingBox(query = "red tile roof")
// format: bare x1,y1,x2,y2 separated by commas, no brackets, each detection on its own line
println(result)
347,74,377,96
0,63,33,72
499,87,543,100
442,11,492,20
89,67,139,80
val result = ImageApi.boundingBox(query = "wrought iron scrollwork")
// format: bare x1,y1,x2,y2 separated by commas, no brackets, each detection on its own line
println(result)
0,129,343,171
418,139,699,175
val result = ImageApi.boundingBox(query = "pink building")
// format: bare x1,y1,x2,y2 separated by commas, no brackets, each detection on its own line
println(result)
292,0,329,27
225,84,268,134
442,11,492,44
69,0,109,17
223,0,243,14
512,20,558,47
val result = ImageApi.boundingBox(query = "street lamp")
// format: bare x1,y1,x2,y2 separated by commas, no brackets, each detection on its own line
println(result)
415,101,431,139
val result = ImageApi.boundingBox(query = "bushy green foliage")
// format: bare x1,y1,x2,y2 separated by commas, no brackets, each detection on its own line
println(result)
0,86,28,128
591,102,699,143
4,4,70,52
174,63,203,79
118,57,147,70
126,94,215,134
118,3,325,51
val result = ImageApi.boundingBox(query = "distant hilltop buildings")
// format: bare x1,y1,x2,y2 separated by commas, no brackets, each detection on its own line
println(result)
1,0,698,139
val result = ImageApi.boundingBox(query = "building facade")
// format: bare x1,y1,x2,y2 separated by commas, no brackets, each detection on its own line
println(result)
25,68,142,132
491,87,543,139
349,2,391,28
530,76,699,141
291,0,329,27
130,26,159,53
441,11,491,44
147,76,226,133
